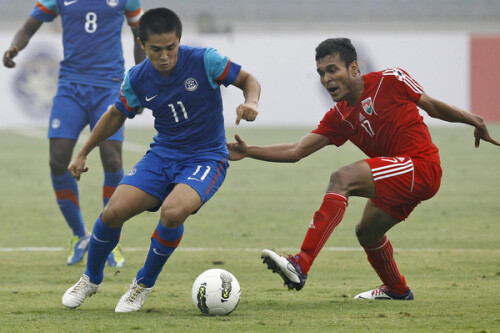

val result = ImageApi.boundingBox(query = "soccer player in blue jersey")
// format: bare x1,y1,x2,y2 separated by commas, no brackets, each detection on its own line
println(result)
3,0,146,267
61,8,261,312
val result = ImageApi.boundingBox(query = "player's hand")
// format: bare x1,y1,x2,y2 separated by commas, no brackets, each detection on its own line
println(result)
473,124,500,148
68,155,89,181
227,134,248,161
3,46,19,68
235,102,258,125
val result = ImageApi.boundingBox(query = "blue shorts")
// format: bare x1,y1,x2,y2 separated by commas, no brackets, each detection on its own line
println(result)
47,82,124,141
120,147,229,212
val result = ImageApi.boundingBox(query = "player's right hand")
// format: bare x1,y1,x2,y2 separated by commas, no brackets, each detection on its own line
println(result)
473,123,500,148
68,155,89,181
226,134,248,161
3,46,19,68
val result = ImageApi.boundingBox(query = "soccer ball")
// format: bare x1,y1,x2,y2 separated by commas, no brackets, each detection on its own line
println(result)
191,268,241,316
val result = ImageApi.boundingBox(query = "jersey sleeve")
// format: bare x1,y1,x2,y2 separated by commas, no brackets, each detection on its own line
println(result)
30,0,58,22
311,107,349,147
115,71,143,119
125,0,143,27
383,68,424,103
204,48,242,88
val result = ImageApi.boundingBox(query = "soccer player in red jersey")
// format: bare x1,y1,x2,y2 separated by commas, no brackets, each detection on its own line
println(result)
227,38,500,300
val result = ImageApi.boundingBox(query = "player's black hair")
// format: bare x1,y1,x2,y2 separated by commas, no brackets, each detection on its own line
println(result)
315,38,357,68
138,8,183,43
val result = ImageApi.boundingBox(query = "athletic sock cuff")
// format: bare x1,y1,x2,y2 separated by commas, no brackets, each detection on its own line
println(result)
325,192,348,206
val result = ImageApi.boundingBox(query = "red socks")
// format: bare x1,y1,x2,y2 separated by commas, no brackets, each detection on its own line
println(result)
296,192,348,274
294,192,408,295
363,235,409,295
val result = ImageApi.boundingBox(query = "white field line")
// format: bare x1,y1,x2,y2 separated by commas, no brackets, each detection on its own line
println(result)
0,247,499,253
2,127,146,153
3,128,499,255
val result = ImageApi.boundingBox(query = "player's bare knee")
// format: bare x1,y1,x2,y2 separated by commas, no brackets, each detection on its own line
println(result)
355,223,385,247
160,206,188,228
50,158,69,175
101,205,125,229
102,157,122,173
327,169,350,194
355,223,373,246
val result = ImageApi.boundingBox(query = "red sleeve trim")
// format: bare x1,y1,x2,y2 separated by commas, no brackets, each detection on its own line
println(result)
215,59,231,85
37,1,57,15
120,90,135,112
125,7,142,17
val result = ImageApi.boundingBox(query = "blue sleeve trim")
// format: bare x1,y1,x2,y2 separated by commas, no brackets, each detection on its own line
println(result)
220,61,242,87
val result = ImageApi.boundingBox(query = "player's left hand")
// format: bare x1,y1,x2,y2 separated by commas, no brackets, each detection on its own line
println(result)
235,102,258,125
474,124,500,148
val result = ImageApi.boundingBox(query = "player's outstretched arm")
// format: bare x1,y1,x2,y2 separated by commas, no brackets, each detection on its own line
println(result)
3,17,43,68
232,69,261,125
68,105,127,180
227,132,330,162
418,93,500,148
130,26,146,64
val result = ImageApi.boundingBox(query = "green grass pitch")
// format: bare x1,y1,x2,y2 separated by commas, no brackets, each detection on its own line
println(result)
0,125,499,332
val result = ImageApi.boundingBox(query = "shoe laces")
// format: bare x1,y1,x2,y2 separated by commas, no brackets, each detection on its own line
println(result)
371,285,388,296
285,254,303,274
71,277,90,295
125,282,147,303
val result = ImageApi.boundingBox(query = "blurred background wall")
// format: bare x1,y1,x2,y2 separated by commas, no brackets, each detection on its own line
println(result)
1,0,499,128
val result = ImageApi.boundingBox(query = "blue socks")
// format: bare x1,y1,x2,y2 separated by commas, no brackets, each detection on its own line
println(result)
102,170,124,207
85,217,121,284
51,172,86,237
136,222,184,288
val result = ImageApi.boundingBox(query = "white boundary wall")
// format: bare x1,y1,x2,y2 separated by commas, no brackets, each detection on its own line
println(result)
0,31,468,129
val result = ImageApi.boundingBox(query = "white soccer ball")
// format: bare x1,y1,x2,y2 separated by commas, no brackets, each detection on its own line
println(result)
191,268,241,316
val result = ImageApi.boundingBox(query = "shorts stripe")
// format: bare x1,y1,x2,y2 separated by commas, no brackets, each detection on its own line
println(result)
372,160,414,181
205,158,226,195
373,165,414,181
372,159,412,172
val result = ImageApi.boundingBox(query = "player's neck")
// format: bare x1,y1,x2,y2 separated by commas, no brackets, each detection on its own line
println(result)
344,75,364,106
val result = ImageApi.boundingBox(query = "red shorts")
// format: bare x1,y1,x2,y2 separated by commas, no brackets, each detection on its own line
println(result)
365,156,442,221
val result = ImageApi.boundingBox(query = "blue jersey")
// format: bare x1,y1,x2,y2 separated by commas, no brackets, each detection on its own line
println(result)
30,0,142,88
115,46,241,155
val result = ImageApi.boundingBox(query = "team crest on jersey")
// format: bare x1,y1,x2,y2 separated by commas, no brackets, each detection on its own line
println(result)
362,97,373,115
185,77,198,91
107,0,119,7
394,69,406,82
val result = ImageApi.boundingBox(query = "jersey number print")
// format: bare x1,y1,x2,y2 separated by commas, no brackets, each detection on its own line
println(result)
85,12,97,33
168,101,188,123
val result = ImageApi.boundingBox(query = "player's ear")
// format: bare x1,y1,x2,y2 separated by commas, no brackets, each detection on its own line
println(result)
137,37,145,50
349,60,359,77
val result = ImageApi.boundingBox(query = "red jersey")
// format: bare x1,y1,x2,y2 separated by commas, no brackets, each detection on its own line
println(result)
312,68,440,164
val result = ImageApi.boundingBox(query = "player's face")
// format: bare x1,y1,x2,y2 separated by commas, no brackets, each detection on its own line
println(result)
317,53,359,104
141,32,180,76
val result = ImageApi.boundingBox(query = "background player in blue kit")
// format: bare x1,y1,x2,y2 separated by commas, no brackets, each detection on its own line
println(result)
61,8,261,312
3,0,146,267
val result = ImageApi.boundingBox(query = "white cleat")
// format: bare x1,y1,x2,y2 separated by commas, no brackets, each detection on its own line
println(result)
354,285,414,300
115,278,153,313
261,249,307,291
62,274,99,308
